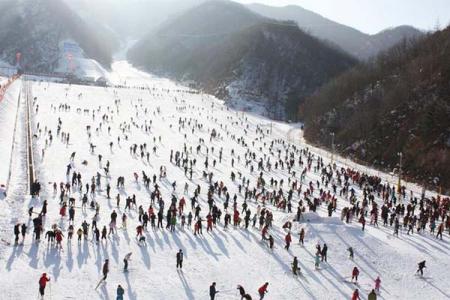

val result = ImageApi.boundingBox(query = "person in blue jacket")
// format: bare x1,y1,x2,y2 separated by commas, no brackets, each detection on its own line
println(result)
117,284,125,300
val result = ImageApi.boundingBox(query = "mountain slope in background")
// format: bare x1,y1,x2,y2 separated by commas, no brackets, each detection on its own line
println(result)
64,0,204,40
248,3,423,60
301,27,450,191
128,0,356,120
0,0,119,74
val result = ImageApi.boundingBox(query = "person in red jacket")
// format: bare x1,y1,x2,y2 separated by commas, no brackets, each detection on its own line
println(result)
284,232,292,250
206,214,213,232
359,215,366,231
179,197,186,216
60,204,66,218
39,273,50,297
55,230,64,249
261,225,268,241
351,288,360,300
258,282,269,300
136,225,143,237
352,266,360,282
233,210,240,227
374,276,381,293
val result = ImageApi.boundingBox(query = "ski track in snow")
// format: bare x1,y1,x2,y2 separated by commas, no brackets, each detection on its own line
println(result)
0,80,27,240
0,61,449,300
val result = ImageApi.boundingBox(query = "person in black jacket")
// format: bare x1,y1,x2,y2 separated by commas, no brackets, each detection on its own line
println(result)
237,285,246,299
321,243,328,262
21,224,27,242
292,257,299,275
14,224,20,244
102,259,109,280
209,282,219,300
416,260,426,276
176,249,183,269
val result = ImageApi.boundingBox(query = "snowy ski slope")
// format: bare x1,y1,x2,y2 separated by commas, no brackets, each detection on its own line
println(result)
0,78,21,191
0,61,448,300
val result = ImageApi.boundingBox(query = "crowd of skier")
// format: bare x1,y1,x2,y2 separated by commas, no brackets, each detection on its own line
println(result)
8,82,449,300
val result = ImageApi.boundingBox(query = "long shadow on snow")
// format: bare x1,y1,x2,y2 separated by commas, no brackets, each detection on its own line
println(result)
178,270,194,300
329,227,382,278
28,242,41,269
94,243,103,273
122,228,131,245
303,223,370,298
66,241,73,271
77,239,90,267
384,226,450,255
124,270,138,300
110,238,119,264
152,230,165,250
325,227,391,296
195,235,220,261
245,226,331,294
161,230,173,250
98,280,111,300
421,276,450,299
138,241,151,270
146,231,157,253
43,246,62,281
302,244,351,299
184,229,198,250
7,244,23,271
229,232,247,254
210,231,230,258
171,231,188,255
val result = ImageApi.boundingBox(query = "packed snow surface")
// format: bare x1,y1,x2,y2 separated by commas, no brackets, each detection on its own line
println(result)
0,61,448,300
0,79,21,190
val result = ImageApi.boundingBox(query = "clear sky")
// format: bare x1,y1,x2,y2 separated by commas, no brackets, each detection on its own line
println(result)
236,0,450,34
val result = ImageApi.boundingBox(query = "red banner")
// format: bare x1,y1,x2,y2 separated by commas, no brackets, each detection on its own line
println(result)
0,74,20,102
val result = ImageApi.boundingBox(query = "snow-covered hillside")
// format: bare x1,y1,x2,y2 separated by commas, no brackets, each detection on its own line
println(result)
55,40,110,82
0,62,448,300
0,0,118,76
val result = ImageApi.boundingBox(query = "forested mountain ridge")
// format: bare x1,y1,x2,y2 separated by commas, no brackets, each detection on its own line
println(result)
248,3,423,60
301,27,450,191
0,0,118,72
128,0,356,119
